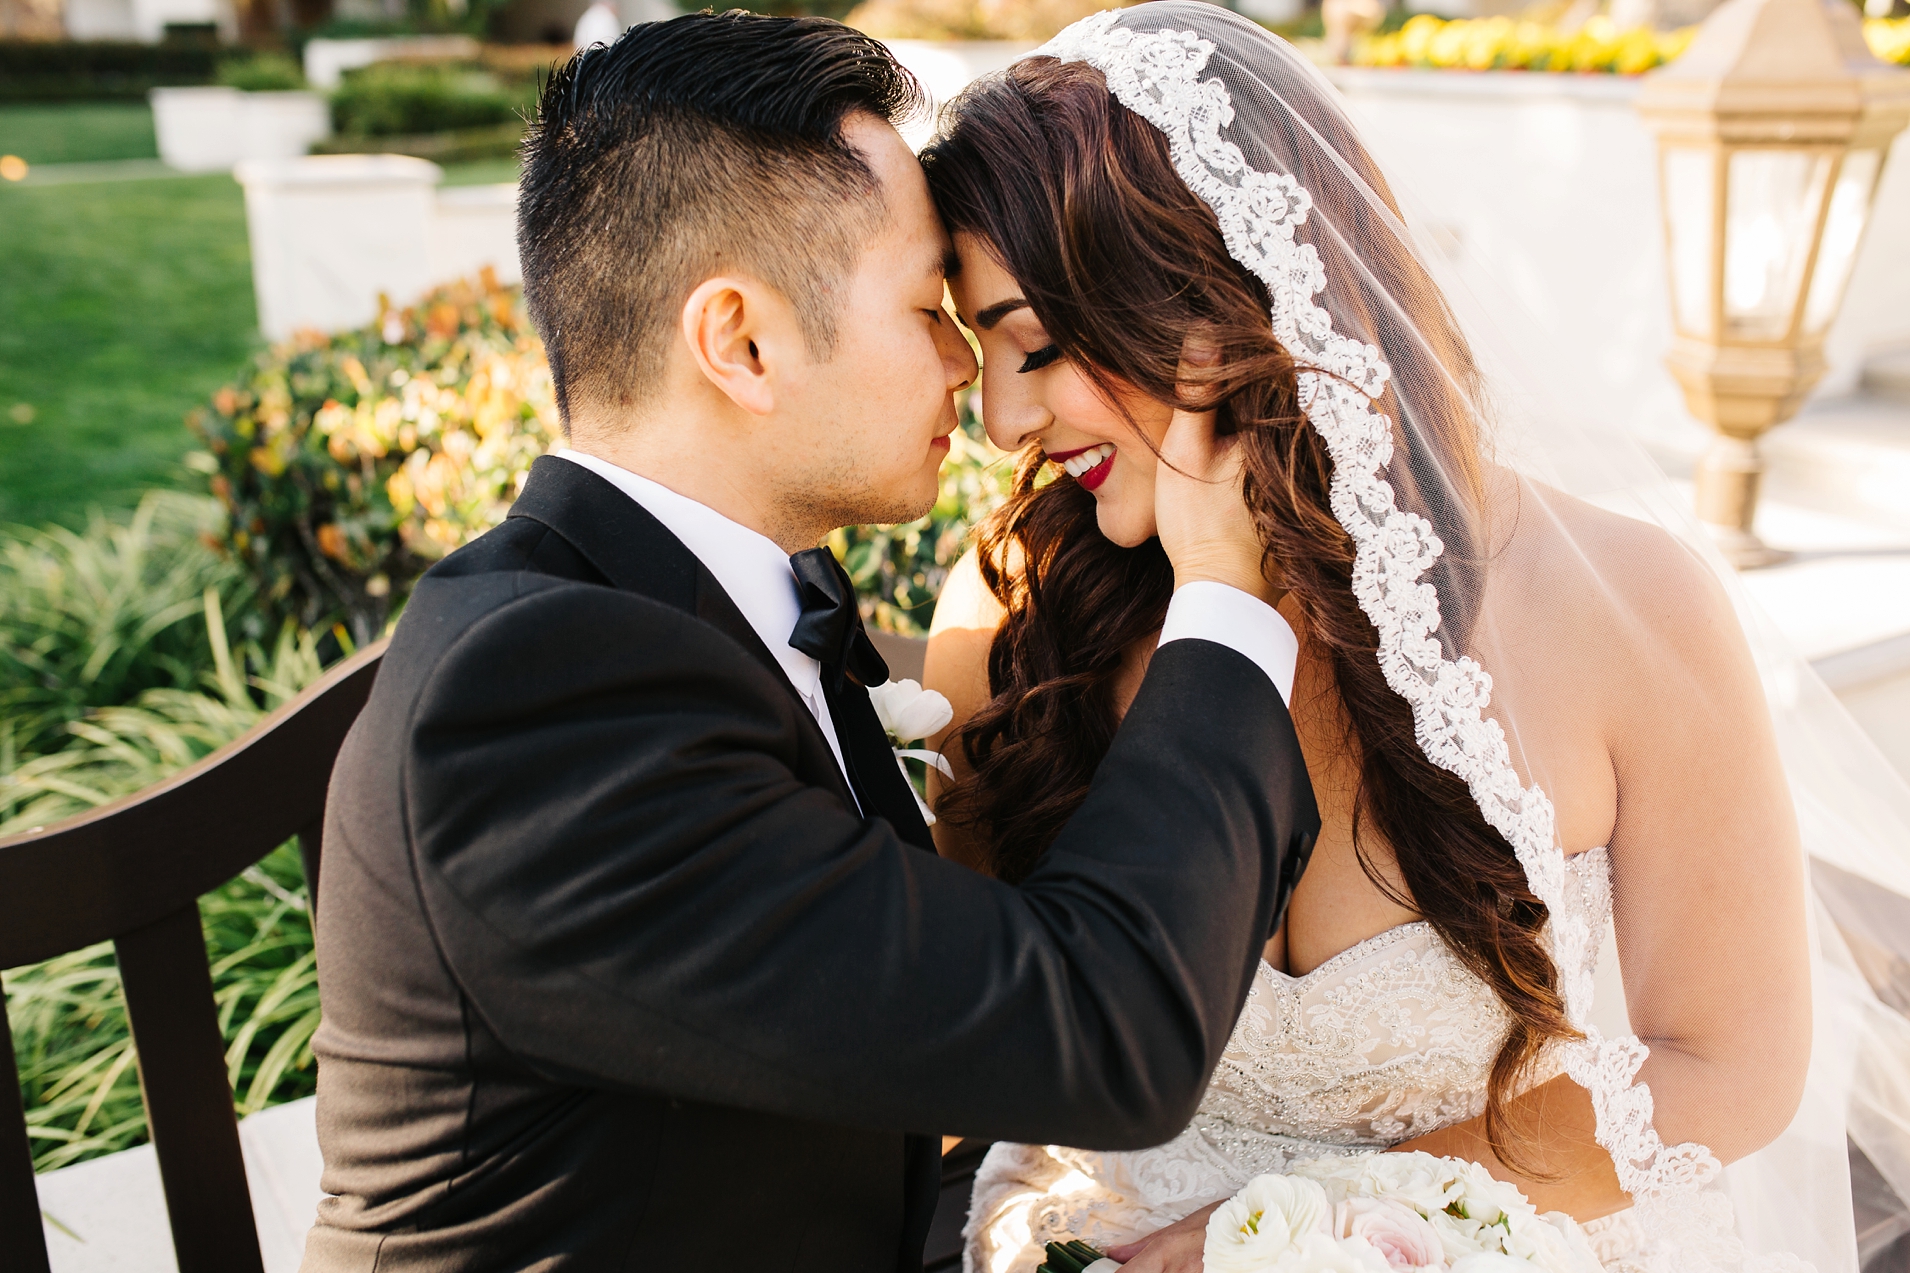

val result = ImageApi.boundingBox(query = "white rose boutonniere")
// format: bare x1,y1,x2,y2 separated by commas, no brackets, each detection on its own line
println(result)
867,678,953,825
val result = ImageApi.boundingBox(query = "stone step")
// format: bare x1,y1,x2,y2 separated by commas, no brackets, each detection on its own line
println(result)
1864,348,1910,407
1762,393,1910,532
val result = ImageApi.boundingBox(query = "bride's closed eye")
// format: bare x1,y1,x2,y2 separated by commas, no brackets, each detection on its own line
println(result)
1018,345,1062,374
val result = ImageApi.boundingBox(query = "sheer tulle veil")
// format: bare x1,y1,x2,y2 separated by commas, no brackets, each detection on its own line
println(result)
1007,5,1910,1270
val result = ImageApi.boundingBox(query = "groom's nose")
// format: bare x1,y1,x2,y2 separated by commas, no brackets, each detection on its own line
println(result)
937,309,978,392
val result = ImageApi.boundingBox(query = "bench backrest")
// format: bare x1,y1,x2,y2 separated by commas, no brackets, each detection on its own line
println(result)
0,641,385,1273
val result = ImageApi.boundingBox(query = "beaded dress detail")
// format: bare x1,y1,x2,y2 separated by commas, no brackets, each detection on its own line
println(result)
964,852,1629,1273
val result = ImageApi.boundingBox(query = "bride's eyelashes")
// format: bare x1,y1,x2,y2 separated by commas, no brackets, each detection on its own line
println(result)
1018,345,1062,374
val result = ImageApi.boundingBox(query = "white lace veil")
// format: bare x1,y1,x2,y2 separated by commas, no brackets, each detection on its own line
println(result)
1012,6,1910,1271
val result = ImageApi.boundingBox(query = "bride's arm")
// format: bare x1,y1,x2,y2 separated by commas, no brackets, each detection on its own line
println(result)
922,548,1008,869
1399,526,1812,1217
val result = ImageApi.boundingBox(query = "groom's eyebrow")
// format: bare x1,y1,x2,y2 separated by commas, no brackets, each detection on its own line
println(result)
973,299,1029,330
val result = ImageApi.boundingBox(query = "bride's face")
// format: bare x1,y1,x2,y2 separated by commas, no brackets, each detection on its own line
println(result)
947,233,1171,549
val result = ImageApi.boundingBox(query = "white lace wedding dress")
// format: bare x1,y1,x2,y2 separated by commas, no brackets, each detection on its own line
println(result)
965,849,1646,1273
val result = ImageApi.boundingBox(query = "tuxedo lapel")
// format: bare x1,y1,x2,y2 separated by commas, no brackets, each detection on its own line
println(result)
507,456,860,814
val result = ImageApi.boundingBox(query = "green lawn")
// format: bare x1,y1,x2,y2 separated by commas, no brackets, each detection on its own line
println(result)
0,99,522,530
0,172,258,529
0,102,159,165
0,168,257,523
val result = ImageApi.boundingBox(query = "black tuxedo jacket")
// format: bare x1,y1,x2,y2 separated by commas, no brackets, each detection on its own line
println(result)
302,455,1319,1273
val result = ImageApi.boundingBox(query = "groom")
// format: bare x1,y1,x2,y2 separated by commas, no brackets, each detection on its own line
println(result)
302,12,1317,1273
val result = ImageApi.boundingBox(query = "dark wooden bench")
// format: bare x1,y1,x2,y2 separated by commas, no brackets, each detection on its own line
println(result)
2,631,982,1270
1,639,386,1273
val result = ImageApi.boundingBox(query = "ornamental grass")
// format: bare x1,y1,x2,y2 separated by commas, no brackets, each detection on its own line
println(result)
0,490,248,762
3,586,330,1172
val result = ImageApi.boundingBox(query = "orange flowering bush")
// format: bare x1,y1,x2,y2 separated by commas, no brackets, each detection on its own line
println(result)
192,269,559,643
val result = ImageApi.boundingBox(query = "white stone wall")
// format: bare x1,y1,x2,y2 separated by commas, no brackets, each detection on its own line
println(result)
1324,67,1910,462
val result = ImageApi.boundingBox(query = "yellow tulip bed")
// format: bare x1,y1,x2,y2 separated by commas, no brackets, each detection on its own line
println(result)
1868,16,1910,66
1353,14,1693,74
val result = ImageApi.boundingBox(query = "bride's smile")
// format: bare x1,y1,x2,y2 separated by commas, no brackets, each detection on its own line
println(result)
1043,442,1115,488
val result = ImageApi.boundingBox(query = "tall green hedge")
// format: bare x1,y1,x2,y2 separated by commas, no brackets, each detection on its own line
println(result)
0,41,218,102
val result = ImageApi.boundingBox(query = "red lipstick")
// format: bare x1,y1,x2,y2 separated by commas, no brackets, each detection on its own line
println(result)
1077,451,1114,491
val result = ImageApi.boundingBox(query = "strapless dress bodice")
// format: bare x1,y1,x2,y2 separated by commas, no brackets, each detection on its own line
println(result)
964,850,1619,1273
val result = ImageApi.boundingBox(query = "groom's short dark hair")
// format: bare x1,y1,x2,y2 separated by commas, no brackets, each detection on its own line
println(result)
518,11,921,428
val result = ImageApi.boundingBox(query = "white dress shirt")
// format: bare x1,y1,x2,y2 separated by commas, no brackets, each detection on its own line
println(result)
555,451,858,800
555,450,1301,811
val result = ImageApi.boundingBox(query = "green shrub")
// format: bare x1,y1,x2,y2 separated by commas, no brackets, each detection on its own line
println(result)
4,615,329,1173
0,492,250,763
0,40,217,103
307,118,523,162
193,270,560,644
329,61,532,138
215,53,307,93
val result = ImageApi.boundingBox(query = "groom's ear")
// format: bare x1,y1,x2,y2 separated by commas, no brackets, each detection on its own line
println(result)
680,276,801,419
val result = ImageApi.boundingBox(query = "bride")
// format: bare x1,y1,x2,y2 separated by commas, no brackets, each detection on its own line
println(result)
910,6,1880,1272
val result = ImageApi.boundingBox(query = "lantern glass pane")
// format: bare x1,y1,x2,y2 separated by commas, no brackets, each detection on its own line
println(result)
1663,146,1716,338
1803,149,1882,335
1723,148,1832,340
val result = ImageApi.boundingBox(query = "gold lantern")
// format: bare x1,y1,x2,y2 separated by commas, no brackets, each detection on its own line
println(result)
1636,0,1910,567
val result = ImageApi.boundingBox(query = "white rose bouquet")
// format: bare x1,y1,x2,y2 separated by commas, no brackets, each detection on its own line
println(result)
1197,1153,1603,1273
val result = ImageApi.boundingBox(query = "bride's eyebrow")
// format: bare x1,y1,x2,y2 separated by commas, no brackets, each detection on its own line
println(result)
972,298,1030,330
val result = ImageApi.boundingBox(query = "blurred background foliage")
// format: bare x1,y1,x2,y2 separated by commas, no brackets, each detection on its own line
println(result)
192,269,559,644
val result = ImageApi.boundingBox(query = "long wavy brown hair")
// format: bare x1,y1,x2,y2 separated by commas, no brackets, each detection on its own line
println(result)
920,57,1574,1165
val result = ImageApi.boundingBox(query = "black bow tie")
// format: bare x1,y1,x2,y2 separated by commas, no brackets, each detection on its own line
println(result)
789,548,890,689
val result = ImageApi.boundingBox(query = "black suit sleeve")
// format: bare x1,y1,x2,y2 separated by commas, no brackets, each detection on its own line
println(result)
403,580,1316,1150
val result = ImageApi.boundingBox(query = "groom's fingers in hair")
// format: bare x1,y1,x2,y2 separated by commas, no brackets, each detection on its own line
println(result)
1165,332,1239,487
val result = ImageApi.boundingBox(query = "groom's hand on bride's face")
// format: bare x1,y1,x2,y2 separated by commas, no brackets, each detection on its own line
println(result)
1103,1200,1223,1271
1153,340,1278,606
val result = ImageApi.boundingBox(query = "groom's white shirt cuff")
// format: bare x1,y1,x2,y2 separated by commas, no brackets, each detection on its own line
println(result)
1159,581,1298,705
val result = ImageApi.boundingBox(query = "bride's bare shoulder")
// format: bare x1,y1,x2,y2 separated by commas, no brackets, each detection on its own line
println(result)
923,546,1014,750
928,546,1009,641
1502,478,1745,675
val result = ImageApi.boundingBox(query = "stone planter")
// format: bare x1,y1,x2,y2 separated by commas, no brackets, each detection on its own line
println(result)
236,154,520,340
237,154,444,340
240,91,332,163
150,85,244,172
150,87,332,172
301,35,482,90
